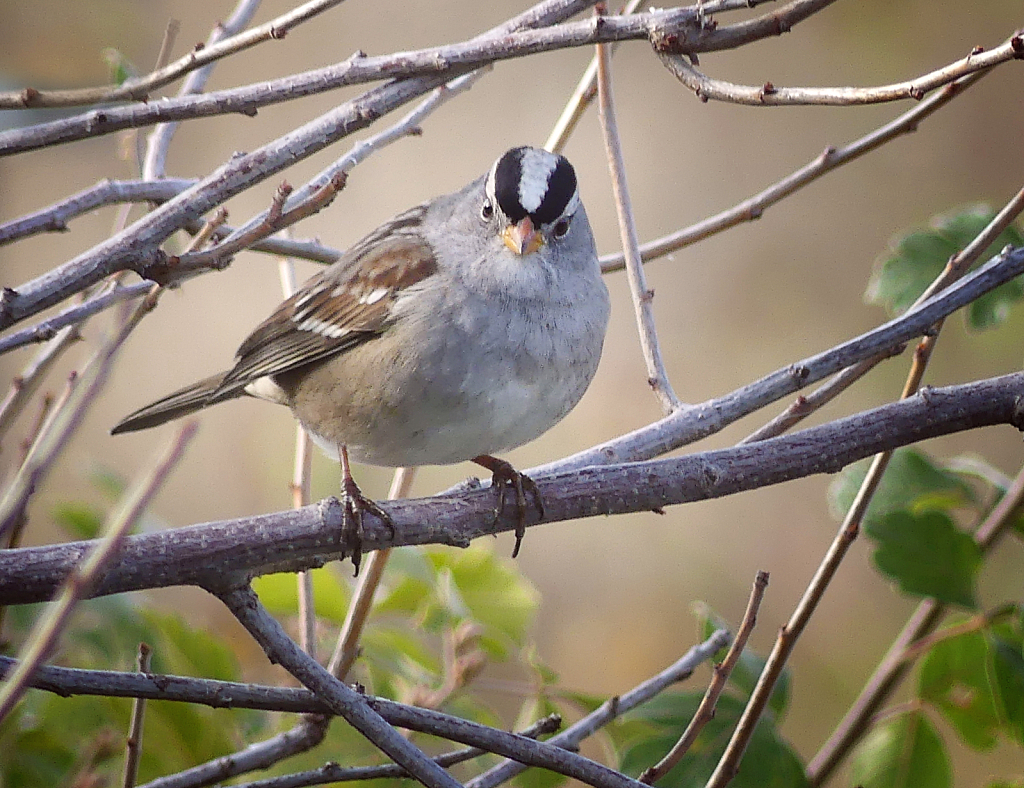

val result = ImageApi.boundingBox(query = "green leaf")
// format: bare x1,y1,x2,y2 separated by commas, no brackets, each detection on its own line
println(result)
51,502,104,539
866,205,1024,330
989,619,1024,746
918,628,1000,750
90,466,127,501
867,230,953,314
849,710,951,788
828,448,976,529
618,693,807,788
253,567,351,624
865,510,981,607
373,548,435,614
0,603,261,787
101,48,136,85
425,546,540,653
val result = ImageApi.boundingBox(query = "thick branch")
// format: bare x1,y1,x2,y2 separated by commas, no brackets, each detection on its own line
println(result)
2,372,1022,607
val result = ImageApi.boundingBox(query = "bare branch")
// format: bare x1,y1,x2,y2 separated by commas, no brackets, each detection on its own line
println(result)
143,0,264,180
0,421,196,721
0,629,726,788
141,719,328,788
545,0,644,154
640,572,768,784
0,326,79,444
0,179,194,245
466,629,731,788
122,643,153,788
232,716,562,788
599,70,991,271
0,282,151,356
596,14,681,414
0,0,344,110
0,0,858,156
655,32,1024,105
4,367,1023,607
212,582,465,788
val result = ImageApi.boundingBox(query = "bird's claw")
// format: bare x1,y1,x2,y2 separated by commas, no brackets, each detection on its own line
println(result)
339,475,395,576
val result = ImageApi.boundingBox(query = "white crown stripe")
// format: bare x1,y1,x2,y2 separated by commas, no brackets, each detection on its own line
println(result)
517,149,558,214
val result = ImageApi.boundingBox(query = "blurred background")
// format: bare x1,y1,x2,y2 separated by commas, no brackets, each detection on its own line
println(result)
1,0,1023,780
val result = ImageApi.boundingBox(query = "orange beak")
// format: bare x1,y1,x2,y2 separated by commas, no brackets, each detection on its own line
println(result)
502,216,544,256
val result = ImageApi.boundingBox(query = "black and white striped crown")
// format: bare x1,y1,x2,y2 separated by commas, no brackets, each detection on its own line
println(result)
489,147,580,226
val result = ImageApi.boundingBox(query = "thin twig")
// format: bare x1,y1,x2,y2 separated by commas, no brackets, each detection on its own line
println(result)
655,32,1023,105
144,0,263,180
466,629,731,788
739,352,897,443
599,69,991,271
596,16,681,414
0,178,195,244
0,287,163,538
0,0,346,110
232,716,562,788
0,326,78,445
122,642,153,788
0,421,196,722
328,467,416,679
544,0,643,154
0,282,152,356
152,20,181,73
640,572,768,784
278,247,319,659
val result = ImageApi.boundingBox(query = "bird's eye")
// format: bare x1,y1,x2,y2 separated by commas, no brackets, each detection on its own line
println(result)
553,218,570,238
480,199,494,221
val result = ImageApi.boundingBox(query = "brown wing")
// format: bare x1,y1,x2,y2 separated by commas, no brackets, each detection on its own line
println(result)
209,216,437,403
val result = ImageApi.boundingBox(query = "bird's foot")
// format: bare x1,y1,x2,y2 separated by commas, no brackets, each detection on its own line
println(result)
339,474,395,576
472,455,544,558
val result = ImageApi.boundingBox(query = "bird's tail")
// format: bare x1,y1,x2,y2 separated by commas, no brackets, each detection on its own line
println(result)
111,372,236,434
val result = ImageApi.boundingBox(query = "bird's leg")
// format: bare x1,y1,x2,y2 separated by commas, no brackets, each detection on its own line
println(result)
471,455,544,558
338,445,395,575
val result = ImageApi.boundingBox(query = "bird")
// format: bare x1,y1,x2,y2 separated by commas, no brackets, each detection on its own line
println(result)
113,146,611,564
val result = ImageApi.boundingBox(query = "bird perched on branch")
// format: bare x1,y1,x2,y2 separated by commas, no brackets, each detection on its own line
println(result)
114,146,610,565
